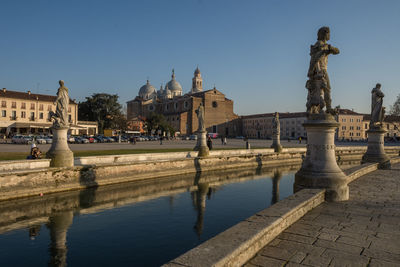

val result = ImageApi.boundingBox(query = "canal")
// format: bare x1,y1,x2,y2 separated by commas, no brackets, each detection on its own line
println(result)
0,165,299,266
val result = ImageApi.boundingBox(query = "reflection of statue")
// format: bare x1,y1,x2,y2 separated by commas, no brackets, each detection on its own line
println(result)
50,80,69,128
306,27,340,115
272,112,280,136
193,183,209,238
370,83,385,128
47,211,73,267
195,103,205,132
271,170,282,205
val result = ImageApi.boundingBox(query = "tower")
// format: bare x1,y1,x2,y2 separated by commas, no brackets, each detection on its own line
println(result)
191,66,203,93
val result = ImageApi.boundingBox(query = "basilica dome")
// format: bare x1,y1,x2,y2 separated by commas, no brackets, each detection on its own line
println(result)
166,69,182,96
138,80,156,100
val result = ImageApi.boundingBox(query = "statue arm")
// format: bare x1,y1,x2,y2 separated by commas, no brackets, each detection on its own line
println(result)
328,44,340,55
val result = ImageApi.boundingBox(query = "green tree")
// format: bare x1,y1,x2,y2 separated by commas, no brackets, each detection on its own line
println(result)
389,94,400,116
78,93,125,134
145,112,175,136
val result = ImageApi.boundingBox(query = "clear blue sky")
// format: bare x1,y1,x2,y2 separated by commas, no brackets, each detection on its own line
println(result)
1,0,399,115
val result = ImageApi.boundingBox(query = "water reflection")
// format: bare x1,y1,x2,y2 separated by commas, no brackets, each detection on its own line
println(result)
0,164,299,266
271,170,282,205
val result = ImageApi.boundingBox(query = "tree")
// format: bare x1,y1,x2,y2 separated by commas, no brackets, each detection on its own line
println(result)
389,94,400,116
78,93,125,134
145,112,175,136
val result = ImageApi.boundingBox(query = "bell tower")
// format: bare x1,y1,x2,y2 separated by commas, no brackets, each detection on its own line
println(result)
191,66,203,93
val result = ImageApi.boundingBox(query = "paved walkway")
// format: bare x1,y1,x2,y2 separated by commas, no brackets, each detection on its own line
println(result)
245,164,400,267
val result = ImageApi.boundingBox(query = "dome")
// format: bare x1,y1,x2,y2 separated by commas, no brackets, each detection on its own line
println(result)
166,69,182,95
139,80,156,100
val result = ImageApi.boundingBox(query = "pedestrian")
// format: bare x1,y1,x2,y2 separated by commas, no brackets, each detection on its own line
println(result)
207,136,213,150
298,137,302,144
27,143,42,159
223,136,227,145
221,135,224,145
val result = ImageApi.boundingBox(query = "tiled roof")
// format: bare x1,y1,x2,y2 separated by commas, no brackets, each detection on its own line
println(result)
337,108,363,115
0,88,77,104
242,112,307,119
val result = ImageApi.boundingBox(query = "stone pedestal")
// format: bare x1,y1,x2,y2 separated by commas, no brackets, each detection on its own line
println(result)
46,127,74,167
362,128,390,169
194,130,209,157
271,134,282,152
294,118,349,201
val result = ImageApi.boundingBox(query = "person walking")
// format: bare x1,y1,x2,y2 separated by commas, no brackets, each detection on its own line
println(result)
298,137,302,144
220,135,224,145
223,136,227,145
207,136,213,150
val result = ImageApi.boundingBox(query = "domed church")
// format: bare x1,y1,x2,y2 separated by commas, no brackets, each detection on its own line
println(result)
127,68,241,136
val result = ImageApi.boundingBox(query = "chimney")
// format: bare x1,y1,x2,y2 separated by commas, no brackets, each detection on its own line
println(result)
2,88,5,92
28,90,31,95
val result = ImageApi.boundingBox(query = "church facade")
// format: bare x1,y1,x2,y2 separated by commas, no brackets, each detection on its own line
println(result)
127,68,241,136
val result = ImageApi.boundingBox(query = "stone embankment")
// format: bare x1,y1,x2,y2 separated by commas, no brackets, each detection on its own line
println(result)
164,158,400,267
0,147,399,202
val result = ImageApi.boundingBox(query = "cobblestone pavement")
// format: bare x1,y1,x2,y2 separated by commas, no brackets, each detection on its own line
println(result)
245,164,400,267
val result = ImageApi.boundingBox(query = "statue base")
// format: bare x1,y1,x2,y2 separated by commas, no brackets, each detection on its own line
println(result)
194,130,209,157
271,134,282,153
362,128,390,169
294,119,349,202
46,126,74,167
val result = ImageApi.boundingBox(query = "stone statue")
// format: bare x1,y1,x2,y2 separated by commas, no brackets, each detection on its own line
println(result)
370,83,385,128
272,112,280,136
51,80,69,128
195,103,205,132
306,26,340,115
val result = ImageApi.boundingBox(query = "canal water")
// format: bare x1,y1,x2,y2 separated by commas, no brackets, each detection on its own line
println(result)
0,165,299,266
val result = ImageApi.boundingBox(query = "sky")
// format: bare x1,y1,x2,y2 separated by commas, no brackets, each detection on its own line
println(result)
0,0,399,115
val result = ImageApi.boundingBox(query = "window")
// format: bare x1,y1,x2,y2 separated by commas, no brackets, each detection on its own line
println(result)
350,118,354,122
48,105,52,111
212,101,218,108
39,112,44,119
30,112,35,121
342,118,346,122
47,112,52,121
342,126,346,130
11,102,16,108
356,133,361,137
39,104,44,111
30,103,35,110
165,104,169,111
21,102,26,109
356,126,361,130
68,107,71,113
148,105,154,111
184,101,189,109
350,126,354,130
68,114,72,122
11,110,16,120
1,110,6,117
356,118,361,122
21,111,26,118
174,102,178,110
364,123,368,129
1,101,6,108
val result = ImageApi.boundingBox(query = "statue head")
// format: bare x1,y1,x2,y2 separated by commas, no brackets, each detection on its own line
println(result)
275,112,279,118
59,80,64,86
375,83,381,89
317,26,330,41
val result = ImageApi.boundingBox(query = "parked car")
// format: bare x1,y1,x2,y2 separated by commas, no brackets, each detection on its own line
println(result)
36,136,47,144
11,135,24,144
44,136,53,144
189,135,198,140
68,136,76,143
207,133,219,139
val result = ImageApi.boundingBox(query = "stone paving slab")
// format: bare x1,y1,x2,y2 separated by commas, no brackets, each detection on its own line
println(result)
247,164,400,267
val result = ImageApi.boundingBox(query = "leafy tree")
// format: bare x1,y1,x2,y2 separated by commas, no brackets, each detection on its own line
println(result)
389,94,400,116
145,112,175,136
78,93,125,134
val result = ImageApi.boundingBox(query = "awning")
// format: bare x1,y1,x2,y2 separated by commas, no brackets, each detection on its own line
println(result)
12,122,52,128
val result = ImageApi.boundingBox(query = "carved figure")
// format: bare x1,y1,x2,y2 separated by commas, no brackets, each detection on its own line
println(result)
50,80,69,128
195,103,205,132
272,112,280,136
306,27,340,115
370,83,385,128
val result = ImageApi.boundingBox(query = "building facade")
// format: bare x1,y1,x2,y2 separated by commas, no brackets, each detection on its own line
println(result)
127,68,241,137
335,109,364,140
0,88,97,136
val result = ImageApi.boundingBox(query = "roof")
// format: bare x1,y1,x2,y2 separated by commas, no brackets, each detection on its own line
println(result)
337,108,363,115
242,112,307,119
0,88,77,104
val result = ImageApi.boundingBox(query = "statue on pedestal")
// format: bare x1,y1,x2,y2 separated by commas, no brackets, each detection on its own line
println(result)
272,112,280,136
50,80,69,128
306,26,340,116
195,103,205,132
370,83,385,129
